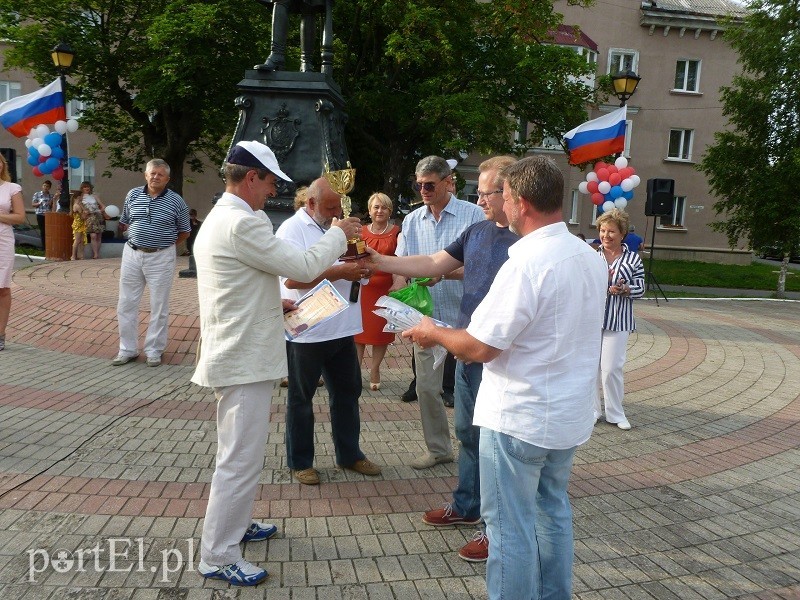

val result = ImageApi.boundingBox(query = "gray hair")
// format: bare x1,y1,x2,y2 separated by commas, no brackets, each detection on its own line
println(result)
223,162,270,184
146,158,171,175
415,156,451,179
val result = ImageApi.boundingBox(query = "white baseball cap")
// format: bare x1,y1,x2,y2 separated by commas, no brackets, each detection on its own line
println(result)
226,140,292,182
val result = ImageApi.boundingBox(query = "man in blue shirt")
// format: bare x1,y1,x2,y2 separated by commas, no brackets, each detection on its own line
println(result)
113,159,191,367
372,157,517,563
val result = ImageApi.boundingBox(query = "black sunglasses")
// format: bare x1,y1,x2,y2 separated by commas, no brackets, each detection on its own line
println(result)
412,177,447,193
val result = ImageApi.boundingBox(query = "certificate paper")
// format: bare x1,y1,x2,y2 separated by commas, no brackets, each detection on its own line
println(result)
284,279,349,340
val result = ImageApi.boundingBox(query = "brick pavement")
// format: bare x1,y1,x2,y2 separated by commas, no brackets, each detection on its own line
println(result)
0,258,798,599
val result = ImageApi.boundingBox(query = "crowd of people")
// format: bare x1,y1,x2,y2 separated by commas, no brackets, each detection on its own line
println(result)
3,140,646,595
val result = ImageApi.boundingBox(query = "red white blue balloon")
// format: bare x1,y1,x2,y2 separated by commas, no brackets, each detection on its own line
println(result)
577,158,641,214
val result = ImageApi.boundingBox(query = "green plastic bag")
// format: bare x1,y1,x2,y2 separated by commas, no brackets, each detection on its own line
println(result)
389,278,434,316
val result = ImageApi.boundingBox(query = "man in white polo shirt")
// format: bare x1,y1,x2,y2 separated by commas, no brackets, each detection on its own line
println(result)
403,156,607,600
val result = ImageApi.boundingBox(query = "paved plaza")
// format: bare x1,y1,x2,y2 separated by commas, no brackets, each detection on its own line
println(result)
0,257,798,599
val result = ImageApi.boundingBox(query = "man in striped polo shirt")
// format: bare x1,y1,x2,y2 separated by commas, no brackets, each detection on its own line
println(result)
113,159,191,367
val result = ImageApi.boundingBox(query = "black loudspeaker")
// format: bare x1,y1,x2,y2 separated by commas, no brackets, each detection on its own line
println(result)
645,178,675,216
0,148,17,183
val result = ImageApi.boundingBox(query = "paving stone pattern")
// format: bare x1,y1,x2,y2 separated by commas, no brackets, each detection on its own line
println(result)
0,259,798,598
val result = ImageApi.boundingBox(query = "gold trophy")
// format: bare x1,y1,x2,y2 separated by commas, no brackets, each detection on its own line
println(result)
324,162,368,260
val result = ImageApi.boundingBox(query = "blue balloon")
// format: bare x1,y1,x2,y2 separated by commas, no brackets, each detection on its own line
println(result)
610,185,623,199
28,146,40,159
623,190,634,200
39,162,54,174
44,132,62,147
27,154,39,166
68,156,82,169
45,157,60,171
50,146,64,159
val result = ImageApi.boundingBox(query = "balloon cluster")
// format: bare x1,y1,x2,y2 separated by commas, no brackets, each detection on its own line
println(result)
577,156,641,214
23,120,82,180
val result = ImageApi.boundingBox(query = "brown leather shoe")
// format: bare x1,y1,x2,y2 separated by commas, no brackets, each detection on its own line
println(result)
292,468,320,485
339,458,382,476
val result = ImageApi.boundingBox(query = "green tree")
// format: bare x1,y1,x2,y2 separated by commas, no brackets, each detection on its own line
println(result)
0,0,271,194
333,0,599,200
698,0,800,297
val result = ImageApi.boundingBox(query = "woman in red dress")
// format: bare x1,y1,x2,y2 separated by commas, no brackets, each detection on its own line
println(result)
355,193,400,390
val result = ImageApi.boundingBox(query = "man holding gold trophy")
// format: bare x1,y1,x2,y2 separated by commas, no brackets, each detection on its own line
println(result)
275,171,381,486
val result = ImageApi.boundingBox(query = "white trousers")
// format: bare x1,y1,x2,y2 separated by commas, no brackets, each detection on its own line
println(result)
201,380,276,566
597,329,630,423
117,244,176,359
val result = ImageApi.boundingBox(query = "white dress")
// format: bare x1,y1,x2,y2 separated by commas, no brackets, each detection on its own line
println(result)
0,181,22,288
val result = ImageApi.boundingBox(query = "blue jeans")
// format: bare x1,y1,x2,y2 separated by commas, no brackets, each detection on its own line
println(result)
451,361,482,520
480,428,577,600
285,337,365,470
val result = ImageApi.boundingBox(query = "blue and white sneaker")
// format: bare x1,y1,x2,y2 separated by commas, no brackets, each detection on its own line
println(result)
241,521,278,543
198,559,268,586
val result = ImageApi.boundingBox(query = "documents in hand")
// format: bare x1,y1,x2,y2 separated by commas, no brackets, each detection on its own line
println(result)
373,295,451,368
284,279,349,340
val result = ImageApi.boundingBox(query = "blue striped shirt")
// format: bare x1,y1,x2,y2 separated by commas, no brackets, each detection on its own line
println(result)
121,185,191,248
396,195,484,326
600,244,645,331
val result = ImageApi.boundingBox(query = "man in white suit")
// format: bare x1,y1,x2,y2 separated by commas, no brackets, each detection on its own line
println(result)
191,140,361,587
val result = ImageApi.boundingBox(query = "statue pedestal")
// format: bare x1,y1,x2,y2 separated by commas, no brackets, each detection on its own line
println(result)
230,71,350,226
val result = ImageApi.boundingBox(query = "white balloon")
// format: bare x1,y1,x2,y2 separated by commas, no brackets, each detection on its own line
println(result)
614,198,628,209
602,201,615,212
614,156,628,170
31,137,43,149
620,178,634,192
54,120,68,135
38,143,52,157
598,181,611,195
578,182,589,194
631,175,641,187
28,127,37,139
66,119,79,133
586,171,599,183
24,139,32,148
104,204,120,218
35,124,50,138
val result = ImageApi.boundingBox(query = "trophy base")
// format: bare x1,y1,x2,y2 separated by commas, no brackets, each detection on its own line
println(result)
340,238,368,261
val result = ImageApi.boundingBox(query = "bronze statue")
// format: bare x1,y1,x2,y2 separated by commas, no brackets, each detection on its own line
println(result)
255,0,334,74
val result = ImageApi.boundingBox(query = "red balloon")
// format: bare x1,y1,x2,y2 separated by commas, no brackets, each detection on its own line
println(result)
607,166,618,175
609,173,622,186
39,155,48,163
594,161,608,171
51,166,65,180
596,168,610,181
591,192,605,205
587,180,599,194
628,167,636,176
32,166,43,177
618,167,632,179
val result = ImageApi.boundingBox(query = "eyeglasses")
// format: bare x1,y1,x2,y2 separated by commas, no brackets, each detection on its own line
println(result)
476,189,503,200
412,178,445,193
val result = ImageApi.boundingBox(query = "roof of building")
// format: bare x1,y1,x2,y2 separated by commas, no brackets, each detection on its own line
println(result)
548,24,599,52
642,0,747,18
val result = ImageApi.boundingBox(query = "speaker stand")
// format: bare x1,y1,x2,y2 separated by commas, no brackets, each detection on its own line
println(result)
646,217,668,306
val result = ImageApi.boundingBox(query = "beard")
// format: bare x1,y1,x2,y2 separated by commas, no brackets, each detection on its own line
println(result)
312,213,333,230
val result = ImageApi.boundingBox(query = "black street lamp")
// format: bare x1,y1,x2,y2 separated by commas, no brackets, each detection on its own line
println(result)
611,69,641,107
51,42,75,211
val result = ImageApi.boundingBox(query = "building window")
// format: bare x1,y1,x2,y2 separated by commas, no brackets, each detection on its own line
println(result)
660,196,686,228
674,60,700,92
69,158,95,187
569,190,579,224
591,204,599,226
607,49,638,74
668,129,694,161
67,99,86,119
0,81,22,103
624,119,633,157
515,117,528,146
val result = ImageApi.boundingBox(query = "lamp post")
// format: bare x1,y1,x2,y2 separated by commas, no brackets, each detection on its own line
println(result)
611,69,641,107
51,42,75,211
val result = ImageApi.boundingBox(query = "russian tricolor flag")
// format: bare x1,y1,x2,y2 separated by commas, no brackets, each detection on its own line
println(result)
0,79,66,138
563,106,627,165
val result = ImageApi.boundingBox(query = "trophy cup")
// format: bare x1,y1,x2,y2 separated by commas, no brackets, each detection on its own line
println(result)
324,163,368,261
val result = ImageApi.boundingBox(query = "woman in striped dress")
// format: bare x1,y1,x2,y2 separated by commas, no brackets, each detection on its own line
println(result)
595,209,644,430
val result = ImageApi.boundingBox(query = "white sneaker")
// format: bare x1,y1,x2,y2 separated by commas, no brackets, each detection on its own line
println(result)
198,559,268,586
616,420,632,430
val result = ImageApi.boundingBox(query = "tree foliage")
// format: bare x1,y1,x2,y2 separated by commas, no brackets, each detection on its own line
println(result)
0,0,272,193
0,0,600,199
698,0,800,294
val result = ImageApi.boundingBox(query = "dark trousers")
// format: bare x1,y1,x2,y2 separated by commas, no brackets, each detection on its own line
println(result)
36,214,46,250
285,336,365,470
406,351,456,395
